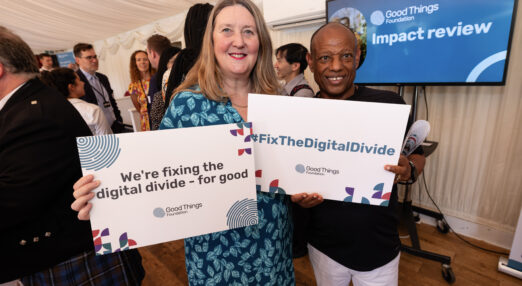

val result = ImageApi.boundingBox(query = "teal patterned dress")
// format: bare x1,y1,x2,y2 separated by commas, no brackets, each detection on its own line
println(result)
159,87,294,286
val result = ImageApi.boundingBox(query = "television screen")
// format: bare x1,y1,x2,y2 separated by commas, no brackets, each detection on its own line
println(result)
326,0,518,85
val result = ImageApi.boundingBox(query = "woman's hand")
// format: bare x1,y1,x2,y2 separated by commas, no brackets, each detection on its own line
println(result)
291,192,324,208
71,174,100,220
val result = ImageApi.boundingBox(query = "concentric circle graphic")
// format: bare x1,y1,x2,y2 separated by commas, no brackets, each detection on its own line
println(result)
226,198,258,229
77,135,121,171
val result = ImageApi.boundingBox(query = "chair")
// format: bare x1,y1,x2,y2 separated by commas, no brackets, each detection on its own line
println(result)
128,108,141,132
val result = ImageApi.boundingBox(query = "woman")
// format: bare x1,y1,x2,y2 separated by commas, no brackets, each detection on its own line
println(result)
163,3,214,109
162,1,302,284
128,50,154,131
41,68,112,135
72,0,323,285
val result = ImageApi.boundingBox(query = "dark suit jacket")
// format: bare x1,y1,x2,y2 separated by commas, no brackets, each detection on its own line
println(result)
0,78,93,282
76,69,123,123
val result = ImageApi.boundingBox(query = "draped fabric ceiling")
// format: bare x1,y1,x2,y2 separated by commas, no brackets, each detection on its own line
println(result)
0,0,207,53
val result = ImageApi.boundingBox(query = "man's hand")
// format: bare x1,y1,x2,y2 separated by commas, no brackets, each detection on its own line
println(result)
384,154,411,183
291,192,324,208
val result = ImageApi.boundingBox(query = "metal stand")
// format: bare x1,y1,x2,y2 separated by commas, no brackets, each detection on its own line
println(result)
398,86,455,284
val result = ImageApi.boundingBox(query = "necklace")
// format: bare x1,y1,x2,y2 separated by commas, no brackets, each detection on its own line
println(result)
232,102,248,108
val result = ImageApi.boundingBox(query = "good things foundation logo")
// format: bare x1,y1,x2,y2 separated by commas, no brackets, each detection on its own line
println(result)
153,203,203,218
295,164,339,176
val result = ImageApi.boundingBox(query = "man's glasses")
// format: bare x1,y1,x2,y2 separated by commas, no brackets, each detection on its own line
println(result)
82,55,97,61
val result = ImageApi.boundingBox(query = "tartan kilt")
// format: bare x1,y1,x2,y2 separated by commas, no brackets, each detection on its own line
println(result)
20,249,144,286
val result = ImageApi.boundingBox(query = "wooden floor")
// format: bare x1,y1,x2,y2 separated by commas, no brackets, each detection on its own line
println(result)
138,223,521,286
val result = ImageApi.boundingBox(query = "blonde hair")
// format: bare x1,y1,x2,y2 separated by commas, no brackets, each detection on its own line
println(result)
172,0,279,102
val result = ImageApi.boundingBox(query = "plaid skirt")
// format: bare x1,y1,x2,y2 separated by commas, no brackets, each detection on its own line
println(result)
20,249,144,286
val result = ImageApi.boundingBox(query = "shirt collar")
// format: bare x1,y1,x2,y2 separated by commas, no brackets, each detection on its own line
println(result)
0,81,27,112
283,73,305,94
80,68,96,81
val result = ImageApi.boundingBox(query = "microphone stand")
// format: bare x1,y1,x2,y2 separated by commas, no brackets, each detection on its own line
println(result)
398,85,455,284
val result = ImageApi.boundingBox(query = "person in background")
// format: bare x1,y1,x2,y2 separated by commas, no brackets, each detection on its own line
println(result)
145,34,172,108
67,62,79,71
163,3,214,108
70,1,323,284
128,50,154,131
0,26,144,286
149,46,180,130
74,43,125,133
274,43,314,97
38,53,54,72
295,22,426,286
41,67,112,136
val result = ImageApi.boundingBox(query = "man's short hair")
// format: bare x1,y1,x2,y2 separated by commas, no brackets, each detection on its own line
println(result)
146,34,171,55
0,26,39,74
73,43,93,57
39,53,52,59
310,22,357,55
275,43,309,74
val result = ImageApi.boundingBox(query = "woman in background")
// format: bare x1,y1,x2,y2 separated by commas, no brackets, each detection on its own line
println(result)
128,50,154,131
163,3,213,108
41,68,112,136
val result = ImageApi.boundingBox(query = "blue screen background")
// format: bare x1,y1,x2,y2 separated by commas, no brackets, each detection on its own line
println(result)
327,0,517,84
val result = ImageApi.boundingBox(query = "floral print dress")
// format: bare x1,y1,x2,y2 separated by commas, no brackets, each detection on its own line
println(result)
159,87,294,286
128,79,150,131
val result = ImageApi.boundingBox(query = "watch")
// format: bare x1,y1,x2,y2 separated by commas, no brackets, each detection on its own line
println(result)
398,161,418,185
407,160,418,184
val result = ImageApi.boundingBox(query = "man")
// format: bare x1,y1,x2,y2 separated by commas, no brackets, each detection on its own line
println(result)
0,26,144,285
38,53,54,72
145,34,171,106
293,22,426,286
74,43,125,133
274,43,314,97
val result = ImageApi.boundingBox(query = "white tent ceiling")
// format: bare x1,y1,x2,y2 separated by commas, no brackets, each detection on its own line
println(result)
0,0,208,53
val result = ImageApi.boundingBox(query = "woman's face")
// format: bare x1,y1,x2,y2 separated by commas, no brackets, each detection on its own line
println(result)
69,73,85,98
213,5,259,81
135,52,150,73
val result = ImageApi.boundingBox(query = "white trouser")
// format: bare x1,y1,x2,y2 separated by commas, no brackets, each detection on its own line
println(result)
308,244,400,286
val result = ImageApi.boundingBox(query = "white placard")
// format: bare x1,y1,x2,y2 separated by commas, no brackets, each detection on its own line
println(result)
76,123,257,255
249,94,410,206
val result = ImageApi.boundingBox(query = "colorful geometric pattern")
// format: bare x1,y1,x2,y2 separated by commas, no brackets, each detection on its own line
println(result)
343,183,391,206
77,134,121,171
255,170,262,192
343,187,354,202
93,228,112,255
92,228,137,255
269,179,286,195
226,198,258,229
229,122,253,156
114,232,137,252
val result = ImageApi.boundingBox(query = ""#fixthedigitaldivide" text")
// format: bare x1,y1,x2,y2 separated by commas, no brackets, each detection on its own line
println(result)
251,134,395,156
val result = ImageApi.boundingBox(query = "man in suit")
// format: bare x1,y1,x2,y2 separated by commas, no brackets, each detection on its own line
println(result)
0,26,144,285
74,43,125,133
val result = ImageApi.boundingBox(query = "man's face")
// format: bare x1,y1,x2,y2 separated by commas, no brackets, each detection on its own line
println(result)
308,24,357,100
76,49,98,74
274,51,293,82
40,56,53,69
147,47,159,69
